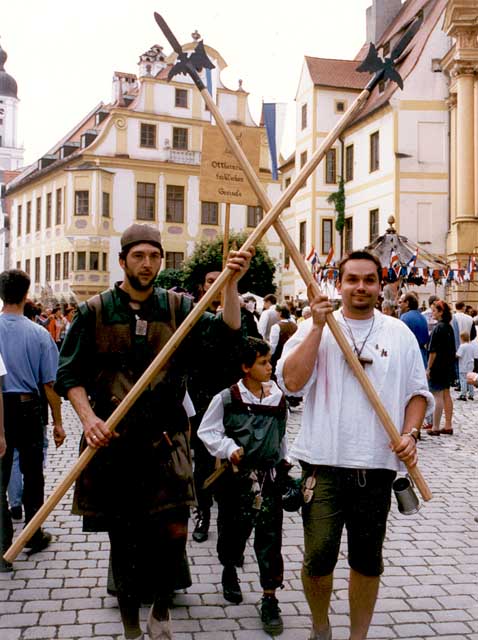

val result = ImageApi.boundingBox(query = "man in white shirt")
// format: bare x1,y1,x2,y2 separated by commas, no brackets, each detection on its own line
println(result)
277,250,433,640
257,294,279,341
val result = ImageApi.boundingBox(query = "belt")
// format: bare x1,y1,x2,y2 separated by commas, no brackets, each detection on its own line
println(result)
4,392,38,402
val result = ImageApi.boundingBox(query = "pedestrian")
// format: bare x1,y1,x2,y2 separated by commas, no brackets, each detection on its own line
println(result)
422,294,439,334
198,336,289,636
0,270,65,573
276,249,432,640
426,299,456,436
456,332,475,401
270,304,298,370
398,291,429,368
258,293,279,341
55,223,252,640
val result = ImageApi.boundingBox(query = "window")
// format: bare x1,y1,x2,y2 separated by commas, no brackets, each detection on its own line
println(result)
102,252,108,271
325,149,337,184
35,197,41,231
247,205,263,228
45,255,51,281
55,188,62,225
54,253,61,281
16,204,22,236
370,131,380,172
25,259,30,276
301,103,307,130
345,144,354,182
26,201,32,234
140,123,156,148
369,209,379,242
46,192,52,228
102,192,110,218
344,217,353,253
90,251,99,271
335,101,346,113
63,252,69,279
137,182,156,221
322,219,333,254
201,201,219,225
175,88,188,108
75,190,89,215
299,221,306,255
77,251,86,271
172,127,188,150
165,251,184,270
166,185,184,223
35,257,40,284
300,151,307,169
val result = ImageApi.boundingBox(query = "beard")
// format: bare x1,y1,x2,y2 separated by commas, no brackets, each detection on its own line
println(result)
125,272,157,292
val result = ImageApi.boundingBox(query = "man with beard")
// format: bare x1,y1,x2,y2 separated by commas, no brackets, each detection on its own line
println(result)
277,250,432,640
56,224,252,640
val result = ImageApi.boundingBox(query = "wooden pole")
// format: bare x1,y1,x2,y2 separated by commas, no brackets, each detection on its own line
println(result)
221,202,231,307
4,81,430,564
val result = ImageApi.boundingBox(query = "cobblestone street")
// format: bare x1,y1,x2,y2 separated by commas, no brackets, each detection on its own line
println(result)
1,391,477,639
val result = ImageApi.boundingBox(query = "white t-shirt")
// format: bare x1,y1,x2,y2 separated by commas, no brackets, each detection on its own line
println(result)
276,310,434,472
456,342,475,374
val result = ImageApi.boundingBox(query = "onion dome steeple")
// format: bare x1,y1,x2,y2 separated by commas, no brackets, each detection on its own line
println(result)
0,43,18,99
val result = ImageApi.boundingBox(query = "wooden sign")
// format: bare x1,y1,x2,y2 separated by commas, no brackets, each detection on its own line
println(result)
200,124,261,206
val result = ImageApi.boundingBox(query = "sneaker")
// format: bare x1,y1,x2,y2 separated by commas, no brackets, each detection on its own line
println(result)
0,558,13,573
457,395,467,401
25,530,52,555
192,509,210,543
468,395,474,401
261,595,283,635
9,505,22,521
221,565,242,603
147,607,172,640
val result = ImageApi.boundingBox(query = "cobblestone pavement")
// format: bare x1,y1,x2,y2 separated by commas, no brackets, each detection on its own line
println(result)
1,391,478,640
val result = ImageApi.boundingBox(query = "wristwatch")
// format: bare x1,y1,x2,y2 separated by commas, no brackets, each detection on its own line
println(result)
405,427,419,442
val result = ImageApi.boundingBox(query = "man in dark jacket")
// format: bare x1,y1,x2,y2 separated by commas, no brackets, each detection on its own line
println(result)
56,224,251,640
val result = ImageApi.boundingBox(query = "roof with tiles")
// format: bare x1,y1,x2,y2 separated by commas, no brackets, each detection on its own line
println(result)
305,57,368,90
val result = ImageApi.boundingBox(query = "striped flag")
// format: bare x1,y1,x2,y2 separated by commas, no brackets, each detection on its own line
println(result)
325,246,334,266
263,103,286,181
407,247,418,268
390,250,400,277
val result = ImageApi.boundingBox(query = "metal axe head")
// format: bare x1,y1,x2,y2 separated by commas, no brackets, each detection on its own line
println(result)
356,15,423,91
154,12,215,86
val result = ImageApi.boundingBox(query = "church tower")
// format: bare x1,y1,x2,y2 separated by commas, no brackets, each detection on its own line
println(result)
0,42,23,170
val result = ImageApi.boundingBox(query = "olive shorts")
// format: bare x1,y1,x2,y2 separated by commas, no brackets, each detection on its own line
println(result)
301,465,396,578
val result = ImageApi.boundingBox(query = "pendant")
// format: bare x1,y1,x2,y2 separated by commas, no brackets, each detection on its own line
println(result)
135,318,148,336
253,494,263,510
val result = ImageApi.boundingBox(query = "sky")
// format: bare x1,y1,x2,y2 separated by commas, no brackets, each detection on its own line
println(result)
3,0,373,166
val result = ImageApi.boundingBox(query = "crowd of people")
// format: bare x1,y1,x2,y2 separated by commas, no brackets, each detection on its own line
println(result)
0,226,475,640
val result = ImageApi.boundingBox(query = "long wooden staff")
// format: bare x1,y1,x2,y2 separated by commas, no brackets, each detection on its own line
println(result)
4,14,428,565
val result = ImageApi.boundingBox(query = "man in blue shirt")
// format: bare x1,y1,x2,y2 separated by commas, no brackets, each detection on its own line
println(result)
0,270,64,572
398,292,429,368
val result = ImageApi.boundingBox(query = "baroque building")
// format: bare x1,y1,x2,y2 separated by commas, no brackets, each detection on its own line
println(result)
6,36,279,301
280,0,478,304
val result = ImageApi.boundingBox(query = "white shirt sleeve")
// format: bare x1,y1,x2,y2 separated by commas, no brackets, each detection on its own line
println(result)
257,308,270,339
0,353,7,377
270,323,280,354
182,391,196,418
197,393,241,461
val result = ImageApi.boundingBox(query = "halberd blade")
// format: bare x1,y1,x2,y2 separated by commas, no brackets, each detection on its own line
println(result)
390,15,423,61
154,12,183,55
189,41,216,72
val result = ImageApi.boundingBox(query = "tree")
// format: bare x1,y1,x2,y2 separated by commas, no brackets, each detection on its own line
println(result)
181,232,276,298
327,176,345,257
155,268,183,290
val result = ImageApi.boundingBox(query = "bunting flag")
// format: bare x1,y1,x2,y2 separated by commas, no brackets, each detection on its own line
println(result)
306,247,316,261
407,248,418,268
325,246,335,266
390,250,401,278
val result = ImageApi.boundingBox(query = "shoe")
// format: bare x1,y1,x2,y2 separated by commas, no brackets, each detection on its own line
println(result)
192,509,210,543
0,558,13,573
468,396,474,401
221,565,242,603
423,422,433,430
308,620,332,640
261,595,283,636
440,428,454,435
427,430,440,436
25,530,52,554
9,505,22,520
147,607,172,640
457,395,467,401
